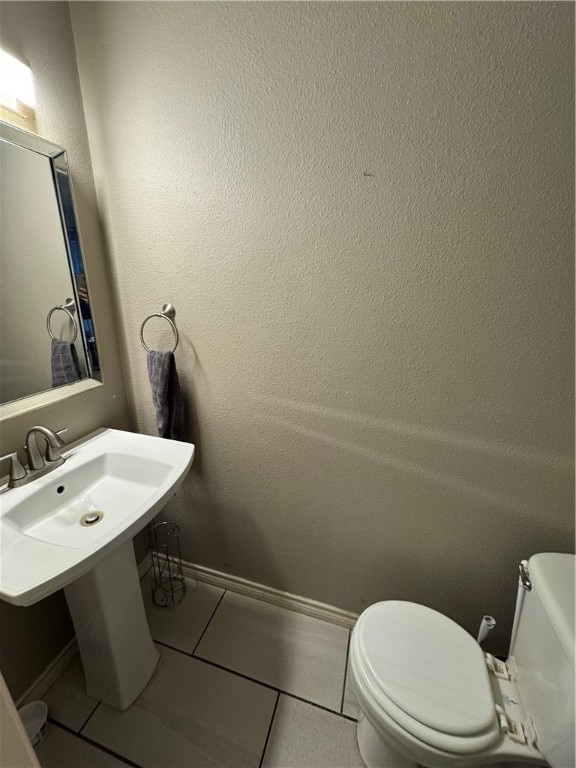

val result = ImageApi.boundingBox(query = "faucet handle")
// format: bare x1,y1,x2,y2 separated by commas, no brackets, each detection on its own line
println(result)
45,428,68,462
25,426,66,469
55,428,68,446
0,452,28,486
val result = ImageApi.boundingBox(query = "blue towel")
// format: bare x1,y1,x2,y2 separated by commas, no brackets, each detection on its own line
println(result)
147,350,185,440
51,339,82,387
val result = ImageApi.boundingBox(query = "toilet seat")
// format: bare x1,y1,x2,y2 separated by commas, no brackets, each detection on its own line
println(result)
351,601,502,755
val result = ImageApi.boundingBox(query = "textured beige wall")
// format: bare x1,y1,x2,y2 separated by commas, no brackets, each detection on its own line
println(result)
71,2,574,653
0,2,131,699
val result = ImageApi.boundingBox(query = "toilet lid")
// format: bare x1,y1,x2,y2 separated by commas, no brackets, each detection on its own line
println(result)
356,601,496,738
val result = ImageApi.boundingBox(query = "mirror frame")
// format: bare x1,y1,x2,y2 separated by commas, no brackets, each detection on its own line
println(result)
0,120,102,406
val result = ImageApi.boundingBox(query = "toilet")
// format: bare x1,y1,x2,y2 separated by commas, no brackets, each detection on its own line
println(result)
349,553,575,768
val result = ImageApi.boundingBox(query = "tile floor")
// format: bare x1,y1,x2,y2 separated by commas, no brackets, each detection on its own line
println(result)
37,574,363,768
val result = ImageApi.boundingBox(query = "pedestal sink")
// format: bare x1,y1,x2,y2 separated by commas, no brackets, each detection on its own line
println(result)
0,428,194,709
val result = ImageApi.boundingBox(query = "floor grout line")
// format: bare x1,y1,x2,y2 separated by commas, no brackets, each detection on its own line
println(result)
162,639,354,721
282,690,358,722
47,718,142,768
340,629,351,715
77,699,101,734
190,588,227,656
44,585,358,767
157,639,281,695
258,691,280,768
193,648,355,720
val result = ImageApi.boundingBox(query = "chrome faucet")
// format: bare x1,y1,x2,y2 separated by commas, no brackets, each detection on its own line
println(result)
25,426,66,471
0,426,67,489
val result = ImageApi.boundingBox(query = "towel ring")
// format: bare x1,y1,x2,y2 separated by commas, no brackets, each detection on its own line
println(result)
140,303,179,353
47,298,78,343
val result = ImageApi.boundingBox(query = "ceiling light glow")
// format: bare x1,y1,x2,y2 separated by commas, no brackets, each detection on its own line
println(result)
0,49,36,109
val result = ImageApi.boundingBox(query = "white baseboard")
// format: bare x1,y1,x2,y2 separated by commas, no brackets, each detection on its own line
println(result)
182,561,358,630
16,637,78,708
141,553,357,628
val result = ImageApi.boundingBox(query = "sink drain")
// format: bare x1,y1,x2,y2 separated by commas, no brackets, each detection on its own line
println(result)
80,511,104,527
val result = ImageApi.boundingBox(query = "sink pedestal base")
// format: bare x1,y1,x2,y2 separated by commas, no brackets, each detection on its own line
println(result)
64,540,159,711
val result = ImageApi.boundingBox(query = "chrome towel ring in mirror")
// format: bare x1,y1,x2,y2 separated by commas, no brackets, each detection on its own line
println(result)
47,298,78,343
140,303,179,353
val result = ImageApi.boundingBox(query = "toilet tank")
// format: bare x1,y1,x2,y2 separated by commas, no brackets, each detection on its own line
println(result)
508,553,575,768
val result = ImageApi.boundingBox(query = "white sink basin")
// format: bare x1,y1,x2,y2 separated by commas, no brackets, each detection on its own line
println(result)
0,428,194,606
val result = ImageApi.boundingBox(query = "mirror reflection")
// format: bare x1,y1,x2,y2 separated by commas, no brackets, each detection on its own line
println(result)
0,122,101,405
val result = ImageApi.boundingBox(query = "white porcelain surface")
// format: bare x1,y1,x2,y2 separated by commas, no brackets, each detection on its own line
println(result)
351,601,548,768
355,601,496,739
82,645,277,768
511,552,576,768
526,553,575,666
65,540,159,711
262,694,364,768
36,724,130,768
142,573,224,653
46,577,225,726
0,429,194,605
196,591,349,712
44,655,98,732
356,712,417,768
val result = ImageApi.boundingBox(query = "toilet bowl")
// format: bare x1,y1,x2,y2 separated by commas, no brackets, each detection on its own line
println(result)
349,554,575,768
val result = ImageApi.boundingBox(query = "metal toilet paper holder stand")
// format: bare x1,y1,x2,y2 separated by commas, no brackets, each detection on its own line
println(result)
146,521,186,607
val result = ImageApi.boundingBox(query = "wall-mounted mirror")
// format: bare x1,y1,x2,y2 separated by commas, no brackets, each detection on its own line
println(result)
0,121,101,405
